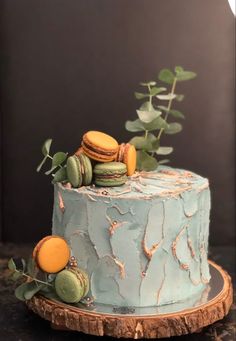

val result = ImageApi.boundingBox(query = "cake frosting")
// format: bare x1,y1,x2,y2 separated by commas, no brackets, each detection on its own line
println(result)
52,166,211,307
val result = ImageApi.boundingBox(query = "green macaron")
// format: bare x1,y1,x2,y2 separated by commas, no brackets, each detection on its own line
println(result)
55,267,89,304
93,162,127,187
66,153,92,188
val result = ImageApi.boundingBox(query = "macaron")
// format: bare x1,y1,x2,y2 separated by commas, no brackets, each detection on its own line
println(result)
66,153,92,188
33,236,70,273
81,131,119,162
93,162,127,187
55,267,89,303
116,143,137,176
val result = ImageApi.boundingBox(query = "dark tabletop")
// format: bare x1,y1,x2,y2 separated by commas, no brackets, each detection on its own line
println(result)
0,243,235,341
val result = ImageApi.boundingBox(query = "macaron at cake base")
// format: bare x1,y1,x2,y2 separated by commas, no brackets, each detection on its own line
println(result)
33,236,70,274
82,131,118,162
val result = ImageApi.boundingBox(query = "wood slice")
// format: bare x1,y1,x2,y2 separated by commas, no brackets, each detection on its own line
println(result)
26,261,233,339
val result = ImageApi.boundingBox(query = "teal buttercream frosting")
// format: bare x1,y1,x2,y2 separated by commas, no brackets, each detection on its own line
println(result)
52,166,211,307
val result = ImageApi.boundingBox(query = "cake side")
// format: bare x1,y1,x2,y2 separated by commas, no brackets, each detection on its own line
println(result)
52,167,211,307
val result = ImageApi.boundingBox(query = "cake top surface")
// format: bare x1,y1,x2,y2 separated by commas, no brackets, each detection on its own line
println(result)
58,166,209,199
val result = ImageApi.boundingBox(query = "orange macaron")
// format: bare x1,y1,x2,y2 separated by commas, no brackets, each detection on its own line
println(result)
116,143,137,176
33,235,70,273
81,131,119,162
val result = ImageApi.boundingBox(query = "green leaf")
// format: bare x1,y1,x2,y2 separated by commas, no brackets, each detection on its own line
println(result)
136,110,162,123
176,94,185,102
140,81,156,86
175,70,197,81
129,136,153,151
136,151,158,171
159,159,170,165
158,69,175,84
158,106,185,119
36,155,48,172
45,165,58,175
150,87,167,96
156,93,176,100
15,282,30,301
27,258,37,277
8,258,16,271
125,119,145,132
21,259,26,272
156,147,173,155
52,152,68,167
42,139,52,157
134,92,149,100
139,101,154,111
175,66,184,73
24,281,45,300
151,138,160,150
165,122,183,134
52,167,67,184
11,271,23,281
142,116,169,131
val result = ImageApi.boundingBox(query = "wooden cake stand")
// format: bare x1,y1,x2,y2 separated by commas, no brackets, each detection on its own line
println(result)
27,261,233,339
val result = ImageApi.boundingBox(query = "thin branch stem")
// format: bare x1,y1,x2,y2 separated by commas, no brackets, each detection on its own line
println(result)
157,77,177,141
15,270,53,287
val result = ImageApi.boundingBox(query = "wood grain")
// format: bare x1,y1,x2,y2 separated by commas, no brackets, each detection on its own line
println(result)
26,261,233,339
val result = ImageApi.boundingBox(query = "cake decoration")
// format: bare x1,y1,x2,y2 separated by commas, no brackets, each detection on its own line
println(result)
93,162,128,187
33,236,70,273
81,131,119,162
116,143,137,176
125,66,196,171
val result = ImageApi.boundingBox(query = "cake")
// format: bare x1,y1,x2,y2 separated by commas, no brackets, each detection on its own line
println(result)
52,166,211,308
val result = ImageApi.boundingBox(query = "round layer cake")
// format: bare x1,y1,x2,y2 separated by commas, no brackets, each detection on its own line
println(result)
52,166,211,307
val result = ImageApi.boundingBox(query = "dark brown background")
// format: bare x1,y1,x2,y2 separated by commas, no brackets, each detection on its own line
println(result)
0,0,235,245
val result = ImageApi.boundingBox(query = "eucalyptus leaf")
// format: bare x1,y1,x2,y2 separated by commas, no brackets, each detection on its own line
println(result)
15,282,30,301
52,167,67,184
52,152,68,167
27,258,37,277
158,69,175,84
175,66,184,73
142,116,169,131
42,139,52,157
176,94,185,102
125,119,145,132
136,151,158,171
158,106,185,119
21,259,26,272
175,70,197,81
159,159,170,165
136,110,162,123
45,165,57,175
151,138,160,150
164,122,183,134
129,136,153,150
156,147,173,155
8,258,16,271
36,155,48,172
134,92,149,100
139,101,154,112
156,93,176,100
140,81,156,86
11,271,23,281
24,282,45,300
150,87,167,96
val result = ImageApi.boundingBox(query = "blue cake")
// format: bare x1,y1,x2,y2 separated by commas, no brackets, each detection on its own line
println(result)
52,166,211,307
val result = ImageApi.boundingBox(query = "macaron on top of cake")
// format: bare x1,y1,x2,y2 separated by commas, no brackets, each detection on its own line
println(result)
82,131,119,162
33,236,70,273
93,161,127,187
66,152,92,188
116,143,137,176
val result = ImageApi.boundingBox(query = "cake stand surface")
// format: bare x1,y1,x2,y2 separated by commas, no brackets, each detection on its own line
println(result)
26,261,233,339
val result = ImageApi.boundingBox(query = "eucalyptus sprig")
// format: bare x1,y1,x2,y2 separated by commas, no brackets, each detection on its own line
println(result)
37,139,68,183
8,258,55,301
125,66,196,171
